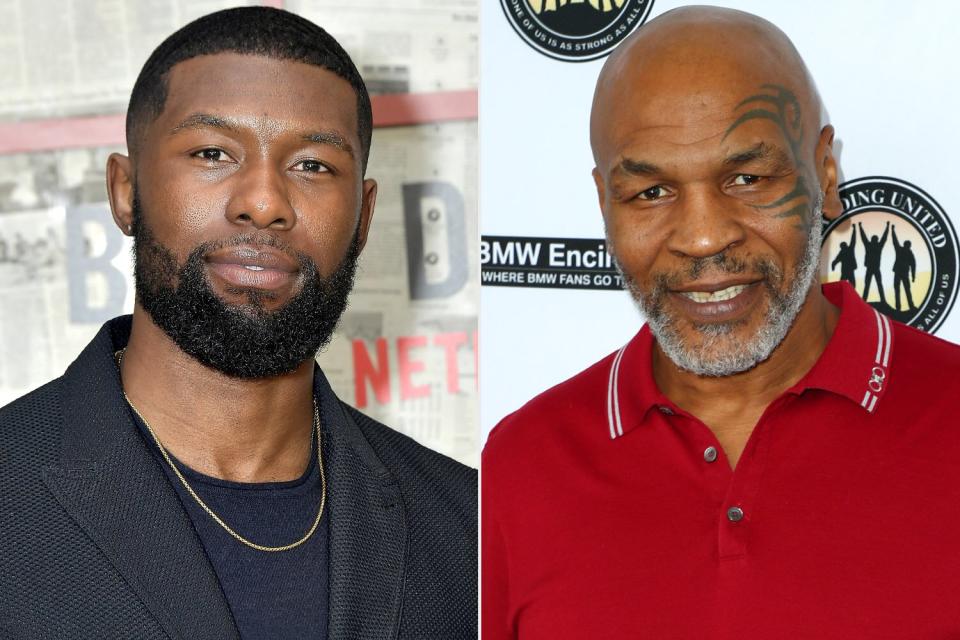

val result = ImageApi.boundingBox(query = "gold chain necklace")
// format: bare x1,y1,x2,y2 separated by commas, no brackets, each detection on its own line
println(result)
115,348,326,552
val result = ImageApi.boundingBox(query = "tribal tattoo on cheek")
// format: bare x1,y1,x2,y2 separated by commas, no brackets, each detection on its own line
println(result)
722,84,815,234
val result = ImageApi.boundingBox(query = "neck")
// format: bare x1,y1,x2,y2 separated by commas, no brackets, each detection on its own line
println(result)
652,286,840,465
119,305,316,483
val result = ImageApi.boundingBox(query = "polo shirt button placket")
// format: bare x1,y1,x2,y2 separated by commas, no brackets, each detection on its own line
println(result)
719,500,750,558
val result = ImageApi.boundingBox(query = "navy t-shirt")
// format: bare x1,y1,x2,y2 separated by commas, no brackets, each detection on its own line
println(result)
129,412,328,639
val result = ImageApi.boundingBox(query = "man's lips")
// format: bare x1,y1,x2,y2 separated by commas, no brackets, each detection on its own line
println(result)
671,278,760,299
667,279,763,321
205,245,298,290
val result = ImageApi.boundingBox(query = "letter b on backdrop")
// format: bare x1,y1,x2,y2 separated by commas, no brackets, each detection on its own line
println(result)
66,204,127,323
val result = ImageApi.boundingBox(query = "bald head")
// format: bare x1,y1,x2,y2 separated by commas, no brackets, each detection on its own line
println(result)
591,6,825,168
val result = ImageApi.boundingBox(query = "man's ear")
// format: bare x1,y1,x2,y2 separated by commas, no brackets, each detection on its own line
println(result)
356,178,378,253
816,125,843,221
106,153,135,235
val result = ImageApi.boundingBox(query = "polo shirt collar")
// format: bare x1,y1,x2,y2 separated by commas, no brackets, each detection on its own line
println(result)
793,281,893,412
607,281,893,441
605,324,666,440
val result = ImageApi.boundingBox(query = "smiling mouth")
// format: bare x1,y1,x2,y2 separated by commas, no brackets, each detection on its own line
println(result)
679,284,749,303
665,280,765,323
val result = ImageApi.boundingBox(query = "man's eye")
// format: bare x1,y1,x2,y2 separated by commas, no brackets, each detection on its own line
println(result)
294,160,329,173
637,185,667,201
193,148,226,162
731,174,762,186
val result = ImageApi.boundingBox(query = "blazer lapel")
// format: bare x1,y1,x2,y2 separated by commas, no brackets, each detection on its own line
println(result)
318,373,407,640
43,318,238,640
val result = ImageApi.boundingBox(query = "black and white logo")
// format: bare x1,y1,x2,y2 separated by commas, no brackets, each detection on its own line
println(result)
500,0,654,62
821,176,958,333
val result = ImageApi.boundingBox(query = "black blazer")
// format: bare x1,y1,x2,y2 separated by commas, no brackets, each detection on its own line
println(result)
0,317,477,639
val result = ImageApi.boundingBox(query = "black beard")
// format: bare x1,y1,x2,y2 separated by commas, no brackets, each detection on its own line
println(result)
131,196,361,378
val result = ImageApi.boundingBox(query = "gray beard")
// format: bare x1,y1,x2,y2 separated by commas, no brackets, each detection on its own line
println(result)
616,191,824,378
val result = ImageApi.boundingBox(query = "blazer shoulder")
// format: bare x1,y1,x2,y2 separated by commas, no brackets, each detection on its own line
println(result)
342,403,476,478
0,380,65,523
0,378,64,461
341,403,476,508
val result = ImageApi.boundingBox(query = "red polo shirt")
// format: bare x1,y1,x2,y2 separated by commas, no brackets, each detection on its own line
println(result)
483,281,960,639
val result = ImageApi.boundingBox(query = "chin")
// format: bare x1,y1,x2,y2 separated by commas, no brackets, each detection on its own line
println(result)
656,312,784,377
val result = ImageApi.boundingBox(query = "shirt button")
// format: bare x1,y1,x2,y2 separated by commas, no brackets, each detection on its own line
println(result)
727,506,744,522
703,446,718,463
658,406,674,415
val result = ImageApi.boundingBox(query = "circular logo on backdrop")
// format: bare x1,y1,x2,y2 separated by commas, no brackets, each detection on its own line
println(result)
820,176,958,333
500,0,654,62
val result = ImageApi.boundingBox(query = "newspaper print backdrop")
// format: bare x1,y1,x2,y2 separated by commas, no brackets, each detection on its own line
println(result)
480,0,960,437
0,0,479,467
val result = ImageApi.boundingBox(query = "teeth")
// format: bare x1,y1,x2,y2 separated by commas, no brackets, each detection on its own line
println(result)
681,284,748,303
243,265,265,271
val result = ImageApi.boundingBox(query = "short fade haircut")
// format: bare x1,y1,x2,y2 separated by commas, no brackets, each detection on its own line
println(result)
125,6,372,171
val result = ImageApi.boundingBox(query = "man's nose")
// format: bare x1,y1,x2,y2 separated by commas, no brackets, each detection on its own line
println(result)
664,186,747,260
224,160,295,230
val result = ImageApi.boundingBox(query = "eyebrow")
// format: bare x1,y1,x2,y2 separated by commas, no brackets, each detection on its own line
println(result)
169,113,238,135
303,131,355,157
722,142,793,171
614,157,661,177
169,112,355,157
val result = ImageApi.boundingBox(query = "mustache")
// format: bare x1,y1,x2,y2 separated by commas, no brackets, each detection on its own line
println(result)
190,232,314,276
653,252,764,293
196,232,297,257
649,253,781,295
680,252,746,282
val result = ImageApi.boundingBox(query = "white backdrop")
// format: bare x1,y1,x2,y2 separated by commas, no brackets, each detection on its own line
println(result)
480,0,960,436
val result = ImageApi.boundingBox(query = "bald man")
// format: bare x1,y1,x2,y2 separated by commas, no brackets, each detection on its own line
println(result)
482,6,960,638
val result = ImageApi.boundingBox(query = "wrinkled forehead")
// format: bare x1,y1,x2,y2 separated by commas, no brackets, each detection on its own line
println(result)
590,26,819,168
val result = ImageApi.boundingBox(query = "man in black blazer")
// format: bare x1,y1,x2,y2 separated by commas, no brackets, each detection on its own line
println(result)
0,7,476,639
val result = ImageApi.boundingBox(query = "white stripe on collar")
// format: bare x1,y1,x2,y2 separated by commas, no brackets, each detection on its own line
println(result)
860,309,891,413
607,345,627,440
